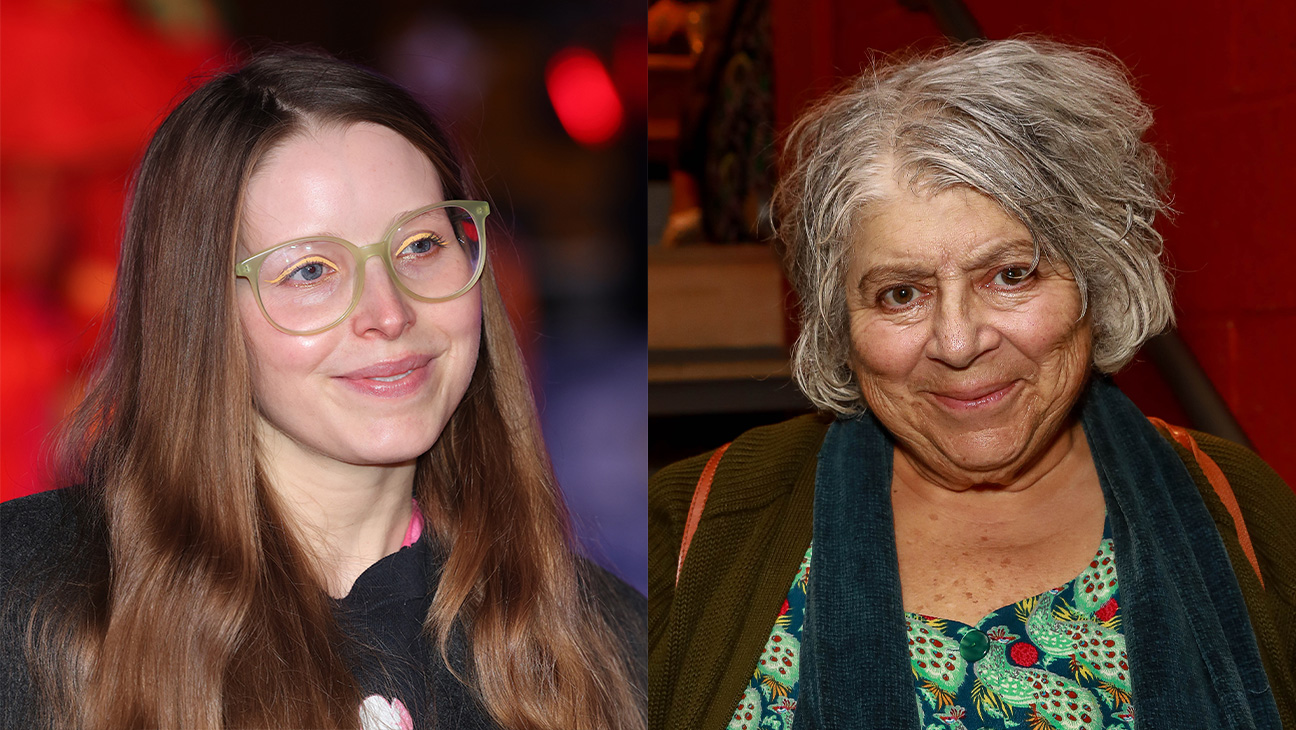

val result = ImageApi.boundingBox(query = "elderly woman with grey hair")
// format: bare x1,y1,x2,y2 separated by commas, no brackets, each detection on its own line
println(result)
649,39,1295,730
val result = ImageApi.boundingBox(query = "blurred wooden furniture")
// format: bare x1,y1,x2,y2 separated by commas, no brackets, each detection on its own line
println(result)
648,244,808,414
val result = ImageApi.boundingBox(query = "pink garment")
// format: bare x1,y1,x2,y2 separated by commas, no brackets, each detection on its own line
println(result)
354,500,422,728
400,499,424,548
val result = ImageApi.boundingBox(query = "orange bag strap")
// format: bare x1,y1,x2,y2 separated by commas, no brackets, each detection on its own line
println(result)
1149,417,1264,588
675,442,731,585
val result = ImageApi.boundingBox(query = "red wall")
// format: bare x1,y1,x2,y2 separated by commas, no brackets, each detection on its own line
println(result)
771,0,1296,486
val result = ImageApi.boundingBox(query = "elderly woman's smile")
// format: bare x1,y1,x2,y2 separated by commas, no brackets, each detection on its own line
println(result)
651,39,1293,730
847,182,1093,487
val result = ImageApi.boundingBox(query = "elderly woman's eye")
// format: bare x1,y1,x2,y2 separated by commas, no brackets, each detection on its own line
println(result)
993,266,1033,286
880,286,919,307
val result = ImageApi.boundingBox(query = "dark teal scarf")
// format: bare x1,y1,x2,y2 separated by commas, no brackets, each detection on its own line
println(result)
795,378,1280,729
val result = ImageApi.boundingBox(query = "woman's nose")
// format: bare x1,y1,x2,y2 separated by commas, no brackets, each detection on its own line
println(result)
926,287,997,368
349,257,415,338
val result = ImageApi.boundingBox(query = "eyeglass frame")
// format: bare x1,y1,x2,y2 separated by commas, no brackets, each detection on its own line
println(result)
234,199,490,336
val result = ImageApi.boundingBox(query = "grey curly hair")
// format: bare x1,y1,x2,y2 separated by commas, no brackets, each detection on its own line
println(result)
770,38,1174,415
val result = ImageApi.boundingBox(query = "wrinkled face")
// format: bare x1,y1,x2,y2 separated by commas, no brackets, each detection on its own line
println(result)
846,181,1092,485
237,122,481,468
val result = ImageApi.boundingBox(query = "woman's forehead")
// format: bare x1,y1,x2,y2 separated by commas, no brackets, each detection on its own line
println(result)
850,185,1033,272
241,123,444,251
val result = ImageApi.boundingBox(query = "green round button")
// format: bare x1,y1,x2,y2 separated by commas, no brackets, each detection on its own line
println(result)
959,629,989,662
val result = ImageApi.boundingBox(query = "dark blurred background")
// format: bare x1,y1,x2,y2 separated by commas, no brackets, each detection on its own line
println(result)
647,0,1296,492
0,0,648,590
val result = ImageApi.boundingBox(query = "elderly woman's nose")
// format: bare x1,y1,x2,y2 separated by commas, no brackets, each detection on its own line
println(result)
926,289,996,368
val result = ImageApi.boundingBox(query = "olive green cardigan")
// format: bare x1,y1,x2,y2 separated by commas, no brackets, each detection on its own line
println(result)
647,414,1296,730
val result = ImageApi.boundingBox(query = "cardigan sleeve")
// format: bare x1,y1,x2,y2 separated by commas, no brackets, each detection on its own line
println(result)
648,415,829,730
647,450,715,663
648,414,830,659
1191,432,1296,602
1176,431,1296,727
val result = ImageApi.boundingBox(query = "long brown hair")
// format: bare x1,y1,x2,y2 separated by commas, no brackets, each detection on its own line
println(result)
25,51,644,729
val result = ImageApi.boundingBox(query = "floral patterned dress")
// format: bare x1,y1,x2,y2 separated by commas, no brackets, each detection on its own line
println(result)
728,522,1133,730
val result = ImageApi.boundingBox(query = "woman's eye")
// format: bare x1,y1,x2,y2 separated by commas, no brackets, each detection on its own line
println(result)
993,266,1033,287
267,256,338,285
880,285,919,308
397,232,446,257
293,262,328,281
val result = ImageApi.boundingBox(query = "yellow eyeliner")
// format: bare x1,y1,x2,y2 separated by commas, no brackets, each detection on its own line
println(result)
264,255,337,285
396,232,445,256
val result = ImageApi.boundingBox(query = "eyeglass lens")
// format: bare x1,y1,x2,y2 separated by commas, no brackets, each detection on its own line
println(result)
254,204,482,333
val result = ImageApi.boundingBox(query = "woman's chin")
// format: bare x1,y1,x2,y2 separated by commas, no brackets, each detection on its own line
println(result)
336,442,431,468
909,428,1042,486
344,453,424,469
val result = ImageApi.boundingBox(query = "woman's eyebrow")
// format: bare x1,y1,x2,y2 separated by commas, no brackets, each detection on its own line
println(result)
856,264,934,291
964,238,1036,270
290,204,440,244
391,205,427,221
397,200,453,219
377,203,445,239
855,238,1036,290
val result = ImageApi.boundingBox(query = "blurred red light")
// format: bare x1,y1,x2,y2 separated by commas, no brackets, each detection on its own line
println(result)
545,47,624,147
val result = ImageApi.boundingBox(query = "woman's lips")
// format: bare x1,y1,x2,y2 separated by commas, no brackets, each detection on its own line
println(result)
930,380,1019,411
336,355,433,398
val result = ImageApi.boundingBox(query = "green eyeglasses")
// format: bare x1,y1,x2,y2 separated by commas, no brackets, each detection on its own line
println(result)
235,200,489,335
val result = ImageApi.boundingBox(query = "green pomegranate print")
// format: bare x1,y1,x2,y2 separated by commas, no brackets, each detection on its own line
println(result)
728,686,762,730
974,626,1102,730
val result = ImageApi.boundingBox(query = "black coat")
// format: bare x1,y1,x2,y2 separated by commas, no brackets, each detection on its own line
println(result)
1,487,647,729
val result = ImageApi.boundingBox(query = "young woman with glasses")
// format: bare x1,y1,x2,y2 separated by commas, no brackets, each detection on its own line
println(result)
0,52,645,730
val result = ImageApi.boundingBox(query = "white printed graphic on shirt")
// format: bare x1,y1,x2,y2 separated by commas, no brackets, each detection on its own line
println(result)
359,695,413,730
